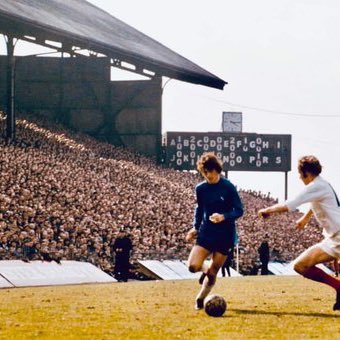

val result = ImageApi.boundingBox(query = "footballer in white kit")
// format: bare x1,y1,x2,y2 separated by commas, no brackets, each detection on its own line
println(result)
258,155,340,311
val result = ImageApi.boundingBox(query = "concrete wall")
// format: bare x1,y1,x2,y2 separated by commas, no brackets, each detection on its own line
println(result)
0,56,162,157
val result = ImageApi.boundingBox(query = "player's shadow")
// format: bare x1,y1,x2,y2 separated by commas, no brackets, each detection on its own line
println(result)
230,308,340,318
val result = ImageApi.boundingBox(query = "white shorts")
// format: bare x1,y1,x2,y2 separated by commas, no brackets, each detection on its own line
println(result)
315,232,340,259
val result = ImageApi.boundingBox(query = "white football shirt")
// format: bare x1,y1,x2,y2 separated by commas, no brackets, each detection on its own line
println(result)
286,176,340,238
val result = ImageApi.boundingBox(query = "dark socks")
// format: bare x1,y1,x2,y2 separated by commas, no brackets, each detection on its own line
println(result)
302,266,340,311
303,266,340,291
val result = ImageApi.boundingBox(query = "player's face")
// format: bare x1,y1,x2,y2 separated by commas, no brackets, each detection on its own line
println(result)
202,169,220,184
298,169,312,185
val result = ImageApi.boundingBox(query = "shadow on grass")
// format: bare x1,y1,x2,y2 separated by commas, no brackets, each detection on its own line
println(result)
230,308,340,318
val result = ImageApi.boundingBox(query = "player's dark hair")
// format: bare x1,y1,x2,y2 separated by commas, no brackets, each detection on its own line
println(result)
298,155,322,177
197,152,223,175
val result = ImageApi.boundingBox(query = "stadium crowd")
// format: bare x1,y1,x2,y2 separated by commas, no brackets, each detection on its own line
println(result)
0,114,323,276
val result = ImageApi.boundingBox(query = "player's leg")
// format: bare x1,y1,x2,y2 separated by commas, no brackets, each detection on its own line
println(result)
188,244,212,282
187,245,211,309
188,244,211,285
208,251,227,284
293,245,340,310
187,245,210,274
195,251,226,309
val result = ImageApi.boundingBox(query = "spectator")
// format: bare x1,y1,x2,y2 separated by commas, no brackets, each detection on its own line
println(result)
112,229,133,282
258,237,270,275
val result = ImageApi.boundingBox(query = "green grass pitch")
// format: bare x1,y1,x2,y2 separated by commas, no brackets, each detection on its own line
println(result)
0,275,339,339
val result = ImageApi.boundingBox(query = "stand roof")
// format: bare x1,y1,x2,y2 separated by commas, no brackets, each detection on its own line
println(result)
0,0,226,89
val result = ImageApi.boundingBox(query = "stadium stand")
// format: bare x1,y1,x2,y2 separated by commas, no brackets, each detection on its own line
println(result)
0,113,326,279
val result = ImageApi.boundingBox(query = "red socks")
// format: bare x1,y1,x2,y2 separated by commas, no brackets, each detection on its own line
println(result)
303,266,340,293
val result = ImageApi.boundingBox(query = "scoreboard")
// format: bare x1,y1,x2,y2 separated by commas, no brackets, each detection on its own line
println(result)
165,132,291,172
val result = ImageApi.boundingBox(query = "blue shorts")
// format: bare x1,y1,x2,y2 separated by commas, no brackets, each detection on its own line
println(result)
197,233,234,255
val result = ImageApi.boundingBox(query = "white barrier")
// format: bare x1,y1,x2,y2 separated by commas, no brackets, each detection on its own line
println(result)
268,261,334,276
139,260,183,280
268,262,290,275
164,260,202,279
0,260,116,288
138,259,242,280
0,274,14,288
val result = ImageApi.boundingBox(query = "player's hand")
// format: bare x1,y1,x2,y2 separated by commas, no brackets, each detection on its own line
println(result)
295,216,307,230
209,213,225,223
258,209,270,219
185,228,198,242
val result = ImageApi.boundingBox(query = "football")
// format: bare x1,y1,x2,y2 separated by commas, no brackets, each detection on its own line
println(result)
204,294,227,317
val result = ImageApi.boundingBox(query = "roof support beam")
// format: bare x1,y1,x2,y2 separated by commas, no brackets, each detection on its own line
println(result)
8,33,157,78
110,58,156,78
5,35,16,142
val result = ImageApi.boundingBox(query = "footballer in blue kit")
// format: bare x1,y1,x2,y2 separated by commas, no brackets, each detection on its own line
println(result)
195,176,243,255
186,152,244,310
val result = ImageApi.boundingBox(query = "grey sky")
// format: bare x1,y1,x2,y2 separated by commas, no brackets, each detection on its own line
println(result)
1,0,340,205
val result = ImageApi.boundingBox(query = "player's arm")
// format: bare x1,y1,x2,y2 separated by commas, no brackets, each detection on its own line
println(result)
222,185,244,221
187,187,202,241
193,188,203,228
258,203,288,218
295,209,313,230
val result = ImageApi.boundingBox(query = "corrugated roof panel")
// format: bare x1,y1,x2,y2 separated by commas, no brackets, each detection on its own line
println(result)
0,0,226,89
